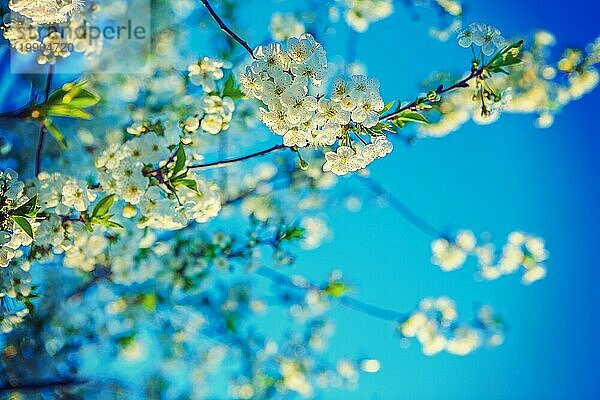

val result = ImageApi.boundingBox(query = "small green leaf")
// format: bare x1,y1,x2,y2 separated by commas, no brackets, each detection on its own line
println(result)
92,218,125,229
64,89,100,108
117,333,136,348
12,195,39,218
368,121,395,134
24,299,35,317
279,226,305,242
92,194,115,218
487,40,524,71
141,293,157,311
324,282,347,298
47,87,68,105
173,178,199,193
47,104,93,120
394,111,429,125
44,119,68,149
172,144,186,177
379,101,395,115
103,220,125,229
11,216,34,239
221,74,244,99
225,314,237,333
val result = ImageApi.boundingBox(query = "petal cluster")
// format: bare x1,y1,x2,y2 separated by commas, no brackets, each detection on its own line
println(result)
240,34,393,176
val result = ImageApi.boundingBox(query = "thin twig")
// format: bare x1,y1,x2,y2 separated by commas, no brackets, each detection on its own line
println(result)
0,378,88,393
35,64,55,176
380,67,483,121
256,266,408,322
67,268,112,302
187,144,288,171
357,176,443,238
199,0,256,57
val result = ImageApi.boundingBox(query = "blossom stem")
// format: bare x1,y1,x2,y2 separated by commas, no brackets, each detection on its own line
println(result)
357,176,443,238
187,144,288,171
0,378,88,393
0,105,30,120
199,0,256,58
380,66,484,121
35,64,55,176
256,266,408,322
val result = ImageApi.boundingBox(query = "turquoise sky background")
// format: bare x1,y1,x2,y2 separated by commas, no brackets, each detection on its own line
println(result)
262,1,599,399
1,0,599,399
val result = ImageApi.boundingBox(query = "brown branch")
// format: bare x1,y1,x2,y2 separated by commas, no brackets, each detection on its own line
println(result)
35,64,55,176
187,144,288,171
256,266,408,322
380,66,484,121
356,176,443,238
67,268,112,302
199,0,256,58
0,378,88,393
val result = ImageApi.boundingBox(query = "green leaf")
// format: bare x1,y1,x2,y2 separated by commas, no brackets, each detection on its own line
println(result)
92,218,125,229
47,87,68,105
324,282,347,298
11,216,34,239
47,104,93,120
24,299,35,317
173,178,199,193
172,144,186,177
279,226,305,242
117,333,136,348
92,194,115,218
487,40,524,71
221,74,244,99
379,101,395,115
64,88,100,108
368,121,395,134
103,220,125,229
141,293,157,311
12,195,39,218
44,119,68,149
394,111,429,125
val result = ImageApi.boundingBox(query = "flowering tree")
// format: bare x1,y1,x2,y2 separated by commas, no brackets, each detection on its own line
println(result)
0,0,598,398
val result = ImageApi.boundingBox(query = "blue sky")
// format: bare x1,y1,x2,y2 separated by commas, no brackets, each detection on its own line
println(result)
281,0,600,399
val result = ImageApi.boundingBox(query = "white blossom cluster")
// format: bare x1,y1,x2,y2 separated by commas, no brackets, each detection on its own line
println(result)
0,251,32,299
340,0,393,33
430,230,476,271
0,307,29,334
2,2,101,65
8,0,85,24
431,230,548,284
185,58,236,135
398,297,504,356
31,173,114,272
95,133,168,205
0,169,36,268
188,57,232,93
62,222,110,271
300,216,331,250
183,94,235,136
95,133,222,230
322,136,392,176
457,22,506,56
475,231,548,284
34,172,97,214
386,29,600,138
35,213,161,276
1,17,39,53
239,34,393,176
